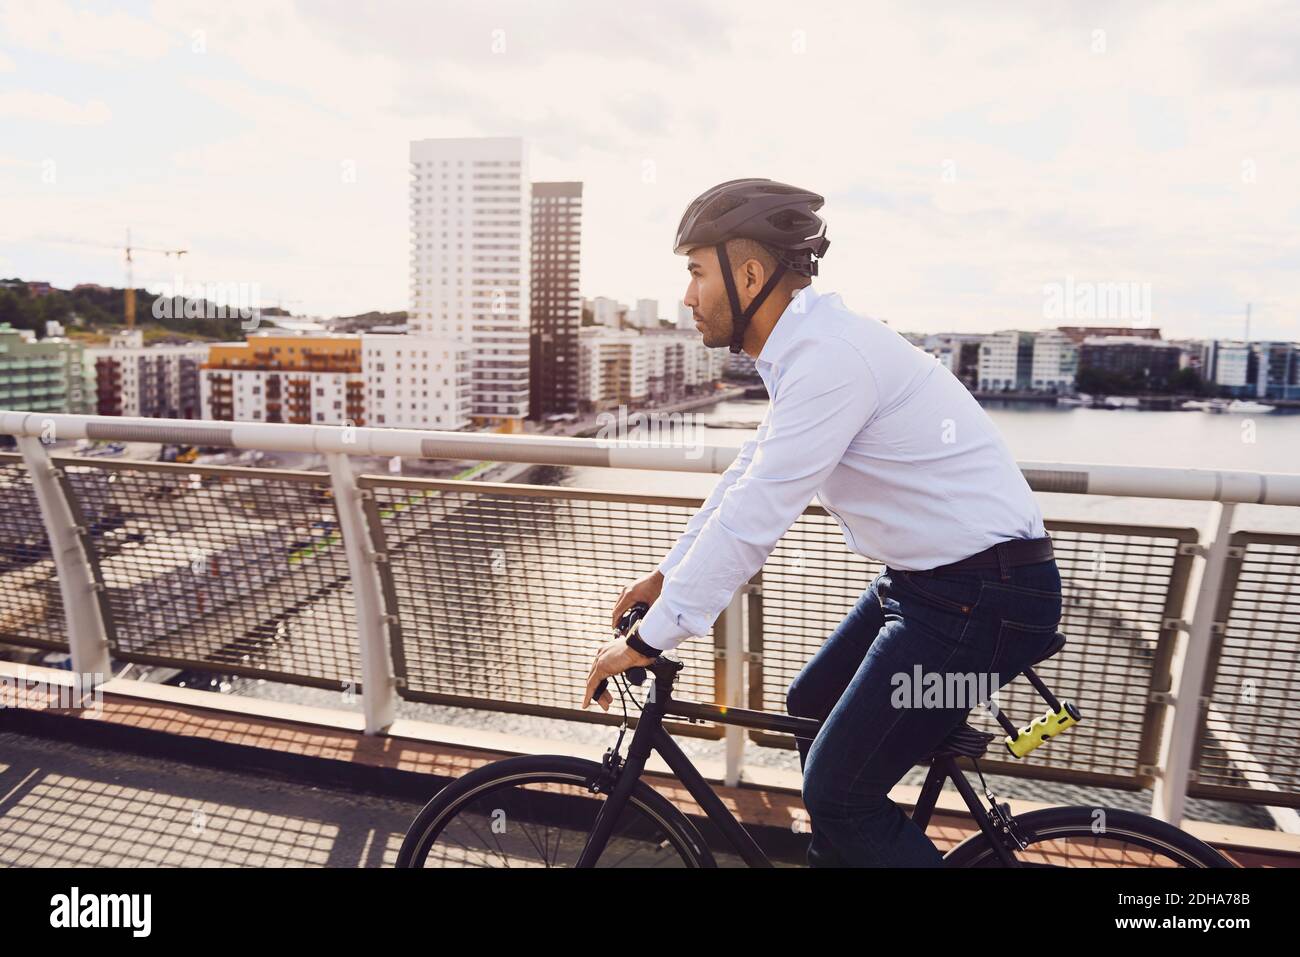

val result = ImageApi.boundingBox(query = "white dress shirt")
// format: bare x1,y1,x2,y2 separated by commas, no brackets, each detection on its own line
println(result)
637,283,1045,651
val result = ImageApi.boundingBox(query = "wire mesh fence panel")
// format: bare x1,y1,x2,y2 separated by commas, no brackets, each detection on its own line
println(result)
749,507,883,728
367,479,719,727
751,520,1193,787
60,461,361,688
5,449,1295,807
0,455,68,651
958,524,1193,785
1193,532,1300,806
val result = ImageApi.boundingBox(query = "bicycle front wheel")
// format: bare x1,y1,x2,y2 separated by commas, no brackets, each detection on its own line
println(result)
943,806,1237,868
395,754,716,868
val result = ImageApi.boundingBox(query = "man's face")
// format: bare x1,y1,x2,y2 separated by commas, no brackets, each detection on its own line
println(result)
683,245,737,349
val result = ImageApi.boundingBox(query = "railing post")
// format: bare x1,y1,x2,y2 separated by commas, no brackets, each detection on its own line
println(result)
16,435,112,682
722,586,747,787
327,452,397,734
1151,501,1234,826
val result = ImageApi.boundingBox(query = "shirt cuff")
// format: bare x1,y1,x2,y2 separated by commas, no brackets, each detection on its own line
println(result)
656,546,686,578
636,602,688,652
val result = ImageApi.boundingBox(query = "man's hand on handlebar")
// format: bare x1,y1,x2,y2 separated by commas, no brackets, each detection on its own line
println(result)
582,635,658,711
611,569,664,629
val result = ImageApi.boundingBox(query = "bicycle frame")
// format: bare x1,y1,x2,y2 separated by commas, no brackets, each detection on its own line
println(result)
575,659,1023,868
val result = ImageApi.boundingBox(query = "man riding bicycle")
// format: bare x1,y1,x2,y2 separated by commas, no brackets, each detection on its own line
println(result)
585,177,1064,867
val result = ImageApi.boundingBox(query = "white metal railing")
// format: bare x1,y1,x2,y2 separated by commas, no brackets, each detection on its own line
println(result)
2,410,1299,830
5,411,1300,503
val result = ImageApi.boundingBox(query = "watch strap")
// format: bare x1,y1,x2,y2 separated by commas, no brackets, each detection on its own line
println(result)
625,619,662,658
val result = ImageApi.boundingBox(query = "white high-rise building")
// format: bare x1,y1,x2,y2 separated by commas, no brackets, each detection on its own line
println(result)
1030,330,1078,394
978,330,1034,391
634,299,659,329
576,327,650,411
362,334,473,430
1211,341,1251,388
409,136,530,430
591,296,623,329
676,302,694,330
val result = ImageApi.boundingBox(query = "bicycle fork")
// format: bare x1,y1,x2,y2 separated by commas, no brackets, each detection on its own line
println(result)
575,719,656,867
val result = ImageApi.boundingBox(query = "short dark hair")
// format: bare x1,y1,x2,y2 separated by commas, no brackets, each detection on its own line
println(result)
724,237,810,288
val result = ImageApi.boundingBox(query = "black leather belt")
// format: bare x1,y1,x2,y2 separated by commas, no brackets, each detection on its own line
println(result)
926,534,1054,575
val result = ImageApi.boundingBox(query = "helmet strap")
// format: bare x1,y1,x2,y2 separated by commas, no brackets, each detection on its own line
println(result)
716,242,789,355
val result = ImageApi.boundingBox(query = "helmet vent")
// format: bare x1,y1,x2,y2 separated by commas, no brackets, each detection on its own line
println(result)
698,194,747,225
767,210,813,231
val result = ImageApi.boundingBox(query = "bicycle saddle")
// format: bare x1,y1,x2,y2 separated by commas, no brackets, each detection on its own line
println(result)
1030,631,1067,665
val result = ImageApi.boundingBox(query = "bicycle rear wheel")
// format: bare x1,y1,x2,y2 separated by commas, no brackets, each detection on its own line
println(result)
395,754,716,868
943,806,1236,868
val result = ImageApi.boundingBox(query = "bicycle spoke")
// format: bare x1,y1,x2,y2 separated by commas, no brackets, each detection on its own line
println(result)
515,811,554,864
402,770,699,868
453,811,513,868
429,825,495,867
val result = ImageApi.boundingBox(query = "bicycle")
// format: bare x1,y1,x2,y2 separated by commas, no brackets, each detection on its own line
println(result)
396,603,1235,868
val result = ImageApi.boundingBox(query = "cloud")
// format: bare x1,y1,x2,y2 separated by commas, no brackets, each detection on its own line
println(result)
0,0,176,66
0,0,1297,341
0,89,110,124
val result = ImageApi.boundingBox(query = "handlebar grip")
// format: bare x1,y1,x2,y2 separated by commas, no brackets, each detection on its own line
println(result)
591,665,648,704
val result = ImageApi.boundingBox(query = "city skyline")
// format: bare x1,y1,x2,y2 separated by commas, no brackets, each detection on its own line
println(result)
1,1,1298,340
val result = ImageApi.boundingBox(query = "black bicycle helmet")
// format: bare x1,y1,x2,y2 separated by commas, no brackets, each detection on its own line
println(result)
674,177,831,353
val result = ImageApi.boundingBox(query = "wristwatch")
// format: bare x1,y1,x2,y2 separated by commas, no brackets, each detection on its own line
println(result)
624,617,662,659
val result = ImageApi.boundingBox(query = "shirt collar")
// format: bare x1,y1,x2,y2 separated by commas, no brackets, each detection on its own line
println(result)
755,283,820,367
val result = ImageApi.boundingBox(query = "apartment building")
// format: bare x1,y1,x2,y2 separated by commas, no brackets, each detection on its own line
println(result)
86,329,208,418
641,328,723,402
0,322,90,414
1255,341,1300,400
362,334,472,429
1030,330,1079,394
201,333,365,425
588,296,624,329
978,330,1035,391
632,299,659,329
1056,326,1163,344
576,328,649,412
199,331,470,429
409,136,530,430
529,181,582,419
1078,336,1183,390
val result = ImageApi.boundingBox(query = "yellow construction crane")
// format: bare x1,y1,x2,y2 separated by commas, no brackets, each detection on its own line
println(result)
43,230,188,329
121,229,188,330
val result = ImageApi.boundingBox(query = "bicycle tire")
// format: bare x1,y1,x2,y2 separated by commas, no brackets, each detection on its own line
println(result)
395,754,717,868
943,806,1237,868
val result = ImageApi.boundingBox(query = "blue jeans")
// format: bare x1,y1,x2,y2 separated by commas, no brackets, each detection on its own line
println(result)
786,549,1063,867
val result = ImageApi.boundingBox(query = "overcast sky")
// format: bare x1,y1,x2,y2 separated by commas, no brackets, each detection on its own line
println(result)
2,0,1297,340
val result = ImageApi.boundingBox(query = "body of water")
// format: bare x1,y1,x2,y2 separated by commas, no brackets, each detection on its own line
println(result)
519,398,1300,534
